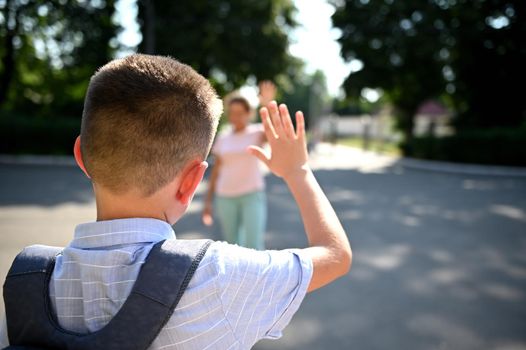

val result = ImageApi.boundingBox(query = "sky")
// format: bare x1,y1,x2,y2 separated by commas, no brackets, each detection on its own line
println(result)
288,0,354,96
114,0,355,97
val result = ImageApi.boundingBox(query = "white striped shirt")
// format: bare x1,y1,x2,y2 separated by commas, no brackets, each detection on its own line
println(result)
0,218,312,349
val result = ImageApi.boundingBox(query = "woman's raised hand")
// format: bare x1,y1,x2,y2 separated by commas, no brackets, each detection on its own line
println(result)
258,81,277,107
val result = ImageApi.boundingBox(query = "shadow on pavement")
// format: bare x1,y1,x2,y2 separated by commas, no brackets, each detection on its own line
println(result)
0,164,93,206
181,164,526,349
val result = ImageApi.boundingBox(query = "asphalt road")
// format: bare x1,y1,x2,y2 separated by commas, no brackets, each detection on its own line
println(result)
1,153,525,349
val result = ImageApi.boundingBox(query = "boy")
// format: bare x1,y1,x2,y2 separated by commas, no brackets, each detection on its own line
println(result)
1,54,351,349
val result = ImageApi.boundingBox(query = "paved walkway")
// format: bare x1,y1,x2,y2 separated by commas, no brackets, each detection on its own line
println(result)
1,146,525,349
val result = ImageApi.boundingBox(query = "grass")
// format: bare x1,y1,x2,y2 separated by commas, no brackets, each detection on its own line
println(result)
337,136,401,156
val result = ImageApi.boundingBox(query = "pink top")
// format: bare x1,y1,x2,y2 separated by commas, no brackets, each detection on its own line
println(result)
212,123,265,197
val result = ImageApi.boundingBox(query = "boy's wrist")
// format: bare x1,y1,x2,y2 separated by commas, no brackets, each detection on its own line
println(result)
283,165,313,185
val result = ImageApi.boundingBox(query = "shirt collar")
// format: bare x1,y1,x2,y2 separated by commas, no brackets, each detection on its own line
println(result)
70,218,176,249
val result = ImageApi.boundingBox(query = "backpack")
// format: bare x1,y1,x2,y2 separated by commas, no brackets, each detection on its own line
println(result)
3,239,212,350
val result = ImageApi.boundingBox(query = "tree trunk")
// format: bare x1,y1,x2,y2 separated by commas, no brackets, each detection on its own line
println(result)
143,0,156,54
396,107,416,145
0,0,16,107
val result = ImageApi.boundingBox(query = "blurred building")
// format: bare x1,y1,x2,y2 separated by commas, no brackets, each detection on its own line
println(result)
413,100,454,137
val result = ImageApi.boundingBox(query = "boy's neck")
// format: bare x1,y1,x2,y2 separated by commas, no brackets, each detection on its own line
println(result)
94,185,170,223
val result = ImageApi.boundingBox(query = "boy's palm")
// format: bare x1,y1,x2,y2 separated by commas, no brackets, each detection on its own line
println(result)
248,102,309,179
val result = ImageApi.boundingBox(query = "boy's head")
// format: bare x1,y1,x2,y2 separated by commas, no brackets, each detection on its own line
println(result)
78,54,222,197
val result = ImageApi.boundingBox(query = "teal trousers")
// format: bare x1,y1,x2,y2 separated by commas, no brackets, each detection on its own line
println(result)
215,191,266,250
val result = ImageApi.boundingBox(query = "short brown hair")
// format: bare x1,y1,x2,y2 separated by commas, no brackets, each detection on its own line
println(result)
81,54,222,196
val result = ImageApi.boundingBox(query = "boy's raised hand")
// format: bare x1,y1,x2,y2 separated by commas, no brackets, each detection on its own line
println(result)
248,101,309,179
250,101,352,293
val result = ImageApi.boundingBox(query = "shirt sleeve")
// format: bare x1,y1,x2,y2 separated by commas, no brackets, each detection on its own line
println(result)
211,242,313,348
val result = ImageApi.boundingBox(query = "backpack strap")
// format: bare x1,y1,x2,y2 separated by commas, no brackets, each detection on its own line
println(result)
3,239,212,350
3,245,62,347
85,239,213,350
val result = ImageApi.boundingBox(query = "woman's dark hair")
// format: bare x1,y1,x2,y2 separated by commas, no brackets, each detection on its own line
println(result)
228,96,251,112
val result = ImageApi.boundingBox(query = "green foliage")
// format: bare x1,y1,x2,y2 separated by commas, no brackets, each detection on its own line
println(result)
281,69,330,127
1,1,304,155
338,136,401,156
332,97,364,116
401,127,526,166
0,0,118,116
332,92,389,116
332,0,446,135
332,0,526,135
137,0,298,95
447,1,526,129
0,112,80,154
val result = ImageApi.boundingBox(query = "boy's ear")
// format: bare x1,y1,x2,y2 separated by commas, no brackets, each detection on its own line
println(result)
74,136,90,178
176,160,208,206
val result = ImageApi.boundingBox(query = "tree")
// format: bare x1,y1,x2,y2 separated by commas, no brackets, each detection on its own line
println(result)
332,0,526,138
137,0,297,95
0,0,118,115
447,1,526,129
281,68,330,129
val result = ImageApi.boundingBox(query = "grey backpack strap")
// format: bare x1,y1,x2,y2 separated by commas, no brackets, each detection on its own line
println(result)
3,239,212,350
84,239,213,349
4,245,62,277
3,245,62,347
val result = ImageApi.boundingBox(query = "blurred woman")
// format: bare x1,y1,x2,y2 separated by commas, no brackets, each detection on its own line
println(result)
202,82,276,250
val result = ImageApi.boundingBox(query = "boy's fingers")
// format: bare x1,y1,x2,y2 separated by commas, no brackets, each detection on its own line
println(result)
260,107,278,139
279,104,295,139
247,145,270,166
296,111,305,140
268,101,284,137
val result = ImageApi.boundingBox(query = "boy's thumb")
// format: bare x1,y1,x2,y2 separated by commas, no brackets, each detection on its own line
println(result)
247,146,270,166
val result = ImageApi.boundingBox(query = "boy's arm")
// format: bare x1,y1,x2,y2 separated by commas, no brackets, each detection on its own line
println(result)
283,166,351,292
248,101,352,292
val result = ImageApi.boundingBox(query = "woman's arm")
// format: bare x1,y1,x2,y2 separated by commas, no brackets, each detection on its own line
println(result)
202,155,222,226
258,81,277,108
257,81,276,146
